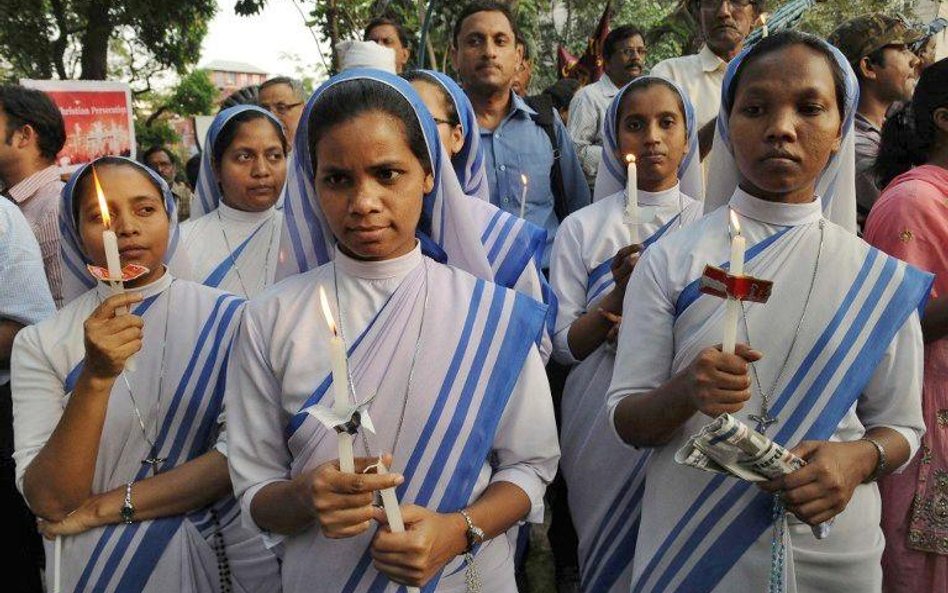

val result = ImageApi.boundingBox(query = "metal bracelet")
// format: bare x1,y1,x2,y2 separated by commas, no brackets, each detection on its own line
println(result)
861,436,887,483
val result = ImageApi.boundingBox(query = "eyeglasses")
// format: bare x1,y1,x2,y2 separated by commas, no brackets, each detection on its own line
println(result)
617,47,647,59
259,101,303,115
699,0,755,9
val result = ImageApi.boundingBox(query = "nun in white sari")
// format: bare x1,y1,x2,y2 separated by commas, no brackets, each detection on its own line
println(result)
607,33,930,593
181,106,290,298
279,69,555,361
549,75,704,593
12,157,280,593
225,71,559,593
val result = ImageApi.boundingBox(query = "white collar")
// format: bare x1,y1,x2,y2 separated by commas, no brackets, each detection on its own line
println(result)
217,200,277,224
699,44,728,73
632,183,682,207
729,187,823,227
95,266,174,301
333,241,422,281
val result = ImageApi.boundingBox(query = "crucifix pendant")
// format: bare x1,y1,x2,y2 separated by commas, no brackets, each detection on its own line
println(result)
749,413,779,435
142,447,166,476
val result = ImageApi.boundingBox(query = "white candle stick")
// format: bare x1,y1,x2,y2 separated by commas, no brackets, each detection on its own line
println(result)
53,535,62,593
625,154,639,244
519,174,528,219
319,287,355,473
93,168,135,371
376,457,420,593
761,13,769,38
722,210,745,355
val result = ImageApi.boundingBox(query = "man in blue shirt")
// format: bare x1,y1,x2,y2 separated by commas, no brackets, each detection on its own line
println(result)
0,197,54,592
452,1,591,270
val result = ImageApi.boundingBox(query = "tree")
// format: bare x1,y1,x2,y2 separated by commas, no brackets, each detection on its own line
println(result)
0,0,216,91
145,70,218,127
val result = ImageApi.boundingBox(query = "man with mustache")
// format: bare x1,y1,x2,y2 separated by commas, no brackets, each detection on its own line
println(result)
652,0,763,159
828,14,923,228
452,1,590,271
568,26,647,190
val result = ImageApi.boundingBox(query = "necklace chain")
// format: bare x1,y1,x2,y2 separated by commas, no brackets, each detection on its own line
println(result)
735,218,825,435
332,259,429,460
216,210,277,298
116,279,175,475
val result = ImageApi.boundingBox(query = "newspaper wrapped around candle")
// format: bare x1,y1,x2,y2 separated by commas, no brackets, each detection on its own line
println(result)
676,413,831,539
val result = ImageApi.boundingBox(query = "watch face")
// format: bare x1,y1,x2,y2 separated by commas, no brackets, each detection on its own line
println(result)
121,504,135,523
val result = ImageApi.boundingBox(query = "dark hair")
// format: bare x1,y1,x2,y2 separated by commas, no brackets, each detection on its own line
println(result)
308,79,431,175
212,110,287,165
402,71,460,127
727,30,848,122
185,154,201,190
616,78,686,129
453,1,519,47
872,57,948,188
854,46,888,83
72,157,165,224
603,25,645,61
142,145,174,165
259,76,305,100
0,85,66,162
364,16,411,49
516,30,531,60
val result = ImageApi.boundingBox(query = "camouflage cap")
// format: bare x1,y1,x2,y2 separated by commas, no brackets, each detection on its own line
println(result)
828,14,925,65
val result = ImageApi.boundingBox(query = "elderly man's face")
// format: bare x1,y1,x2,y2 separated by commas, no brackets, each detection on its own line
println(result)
698,0,758,60
258,83,303,144
144,149,176,184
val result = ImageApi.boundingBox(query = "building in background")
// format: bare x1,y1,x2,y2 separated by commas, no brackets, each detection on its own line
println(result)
201,60,268,97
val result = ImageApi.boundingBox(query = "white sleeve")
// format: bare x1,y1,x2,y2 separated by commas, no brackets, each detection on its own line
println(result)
649,59,673,80
856,310,926,472
567,89,604,180
11,326,63,498
489,349,559,524
510,263,552,364
225,305,293,536
549,216,588,365
606,248,677,444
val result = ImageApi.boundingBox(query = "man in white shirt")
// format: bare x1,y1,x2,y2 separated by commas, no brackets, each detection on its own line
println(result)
567,25,646,187
651,0,763,158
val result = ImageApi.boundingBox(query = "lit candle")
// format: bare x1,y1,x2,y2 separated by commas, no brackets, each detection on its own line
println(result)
53,535,61,593
625,154,639,244
519,174,528,219
722,210,745,355
319,286,355,473
93,168,126,314
376,457,420,593
761,13,769,38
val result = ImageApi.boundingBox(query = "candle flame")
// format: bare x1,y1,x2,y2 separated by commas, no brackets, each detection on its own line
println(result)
92,167,111,229
520,173,528,185
625,154,636,164
729,209,742,236
318,286,337,336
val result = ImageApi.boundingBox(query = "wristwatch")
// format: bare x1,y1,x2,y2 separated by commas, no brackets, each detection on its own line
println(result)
121,481,136,524
458,509,485,553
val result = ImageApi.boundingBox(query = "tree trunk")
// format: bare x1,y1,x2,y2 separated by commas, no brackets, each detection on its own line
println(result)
79,0,112,80
328,0,340,74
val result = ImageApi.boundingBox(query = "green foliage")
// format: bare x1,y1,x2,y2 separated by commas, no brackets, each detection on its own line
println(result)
167,70,217,117
0,0,216,86
135,117,178,148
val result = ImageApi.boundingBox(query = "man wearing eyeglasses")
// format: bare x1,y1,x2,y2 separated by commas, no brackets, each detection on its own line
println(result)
258,76,305,147
568,25,647,190
828,14,923,228
652,0,763,158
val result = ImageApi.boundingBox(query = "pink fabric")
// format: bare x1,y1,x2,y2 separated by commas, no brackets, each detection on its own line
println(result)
865,164,948,593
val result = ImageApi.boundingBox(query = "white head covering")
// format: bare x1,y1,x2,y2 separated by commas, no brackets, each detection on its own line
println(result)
592,75,705,202
337,40,397,73
411,70,491,202
191,104,287,219
281,68,509,280
702,32,859,232
59,157,192,303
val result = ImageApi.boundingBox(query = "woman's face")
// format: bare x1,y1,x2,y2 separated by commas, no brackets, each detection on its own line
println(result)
728,44,843,203
77,164,169,287
314,111,434,261
615,84,688,192
215,118,287,212
411,80,464,158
